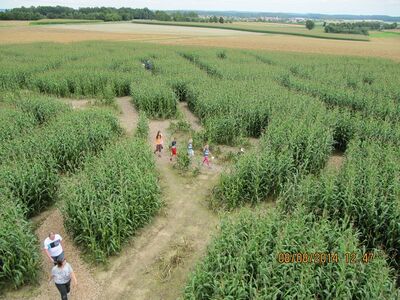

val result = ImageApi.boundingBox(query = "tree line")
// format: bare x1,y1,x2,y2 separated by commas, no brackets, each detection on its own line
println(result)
0,6,230,23
324,21,398,35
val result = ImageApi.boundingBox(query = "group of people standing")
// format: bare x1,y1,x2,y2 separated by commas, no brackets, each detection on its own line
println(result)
153,131,212,168
44,232,77,300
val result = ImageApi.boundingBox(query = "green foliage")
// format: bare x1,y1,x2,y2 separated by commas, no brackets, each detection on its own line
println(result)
185,208,399,299
0,109,121,216
305,20,315,30
169,119,192,135
216,50,227,59
62,138,161,262
131,80,177,119
175,152,191,172
324,21,395,35
213,106,334,209
0,196,40,289
204,116,244,146
0,6,157,21
97,83,116,105
280,139,400,269
135,111,149,139
15,96,71,124
0,156,58,217
0,108,36,144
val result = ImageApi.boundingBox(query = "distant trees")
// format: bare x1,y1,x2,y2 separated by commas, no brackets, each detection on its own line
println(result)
0,6,157,21
170,12,200,22
209,16,219,23
305,20,315,30
0,6,210,23
324,21,398,35
154,10,171,21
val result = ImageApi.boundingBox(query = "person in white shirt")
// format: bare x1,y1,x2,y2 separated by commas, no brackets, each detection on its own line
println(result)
43,232,64,265
49,258,77,300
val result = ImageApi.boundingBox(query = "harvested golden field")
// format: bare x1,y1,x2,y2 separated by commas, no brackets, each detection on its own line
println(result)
158,34,400,62
0,21,399,61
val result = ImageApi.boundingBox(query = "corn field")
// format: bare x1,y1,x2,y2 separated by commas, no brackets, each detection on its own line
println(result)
0,41,399,295
62,135,160,262
185,208,399,299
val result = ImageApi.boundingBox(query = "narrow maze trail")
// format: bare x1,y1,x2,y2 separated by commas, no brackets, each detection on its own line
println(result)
97,101,221,299
5,97,140,300
6,97,220,300
30,209,101,300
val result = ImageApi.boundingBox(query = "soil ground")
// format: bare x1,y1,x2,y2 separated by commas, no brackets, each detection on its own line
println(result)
0,21,399,61
325,150,345,172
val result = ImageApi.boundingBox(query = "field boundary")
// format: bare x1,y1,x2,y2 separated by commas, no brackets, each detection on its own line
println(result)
30,19,104,26
131,20,370,42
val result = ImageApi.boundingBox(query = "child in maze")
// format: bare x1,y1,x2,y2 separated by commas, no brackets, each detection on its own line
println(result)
202,143,212,168
170,137,177,161
188,138,194,158
154,131,163,157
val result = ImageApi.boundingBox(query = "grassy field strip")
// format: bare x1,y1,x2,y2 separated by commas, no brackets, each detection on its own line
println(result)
30,19,104,25
131,20,370,41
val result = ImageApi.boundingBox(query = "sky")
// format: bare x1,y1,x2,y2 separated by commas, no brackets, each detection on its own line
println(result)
1,0,400,16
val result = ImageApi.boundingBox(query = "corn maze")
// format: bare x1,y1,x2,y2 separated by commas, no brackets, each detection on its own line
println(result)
0,41,399,298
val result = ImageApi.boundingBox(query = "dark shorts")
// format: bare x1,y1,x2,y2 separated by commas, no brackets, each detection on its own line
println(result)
51,251,65,264
156,144,162,152
55,280,71,300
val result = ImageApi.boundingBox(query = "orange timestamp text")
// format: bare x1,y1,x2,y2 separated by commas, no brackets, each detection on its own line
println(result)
277,252,374,264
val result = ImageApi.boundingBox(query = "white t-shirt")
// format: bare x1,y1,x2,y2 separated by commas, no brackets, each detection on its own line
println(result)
52,262,73,284
44,234,63,257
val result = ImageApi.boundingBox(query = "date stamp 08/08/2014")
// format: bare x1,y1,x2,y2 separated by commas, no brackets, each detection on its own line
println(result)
277,252,375,264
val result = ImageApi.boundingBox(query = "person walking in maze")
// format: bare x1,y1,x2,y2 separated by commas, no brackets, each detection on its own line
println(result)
170,137,177,161
49,258,77,300
154,131,163,157
44,231,65,265
188,138,194,158
202,143,212,168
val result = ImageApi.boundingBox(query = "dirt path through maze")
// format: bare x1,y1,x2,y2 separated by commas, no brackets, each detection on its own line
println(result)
30,209,101,300
96,101,220,299
5,97,220,300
